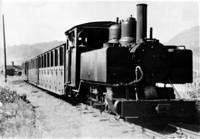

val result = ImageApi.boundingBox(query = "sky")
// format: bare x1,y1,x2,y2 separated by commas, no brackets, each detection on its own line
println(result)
0,0,199,46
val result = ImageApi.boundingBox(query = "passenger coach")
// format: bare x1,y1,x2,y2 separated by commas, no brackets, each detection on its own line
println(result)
22,44,65,95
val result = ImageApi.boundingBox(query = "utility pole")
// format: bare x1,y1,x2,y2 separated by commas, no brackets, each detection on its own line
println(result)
2,14,7,83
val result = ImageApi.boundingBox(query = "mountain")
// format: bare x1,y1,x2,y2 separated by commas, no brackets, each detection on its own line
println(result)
166,26,200,96
166,26,200,71
166,26,200,55
1,26,199,69
0,40,64,66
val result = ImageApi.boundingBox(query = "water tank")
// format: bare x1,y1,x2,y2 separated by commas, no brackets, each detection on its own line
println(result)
119,16,136,46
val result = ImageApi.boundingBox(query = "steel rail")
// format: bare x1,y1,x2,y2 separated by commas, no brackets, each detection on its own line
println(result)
168,124,200,139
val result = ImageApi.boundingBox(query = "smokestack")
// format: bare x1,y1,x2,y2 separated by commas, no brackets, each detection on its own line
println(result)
12,61,14,66
136,3,147,42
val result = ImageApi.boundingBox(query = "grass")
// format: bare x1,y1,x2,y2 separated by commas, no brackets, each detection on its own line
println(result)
187,89,200,99
0,87,40,138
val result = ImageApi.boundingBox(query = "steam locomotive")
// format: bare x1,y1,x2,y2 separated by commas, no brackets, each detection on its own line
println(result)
22,4,197,123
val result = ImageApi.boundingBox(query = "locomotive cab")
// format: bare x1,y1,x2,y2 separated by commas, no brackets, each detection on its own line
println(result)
64,22,114,95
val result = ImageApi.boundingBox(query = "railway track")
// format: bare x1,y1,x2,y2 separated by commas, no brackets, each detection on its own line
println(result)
75,103,200,139
2,77,199,138
168,124,200,139
132,124,167,139
115,116,200,139
77,104,168,138
38,89,200,139
124,122,200,139
17,79,200,139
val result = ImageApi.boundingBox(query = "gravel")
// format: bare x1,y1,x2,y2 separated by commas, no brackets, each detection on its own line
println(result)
0,75,148,138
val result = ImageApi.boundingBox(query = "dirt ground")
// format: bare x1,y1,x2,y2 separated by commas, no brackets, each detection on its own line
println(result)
0,75,150,138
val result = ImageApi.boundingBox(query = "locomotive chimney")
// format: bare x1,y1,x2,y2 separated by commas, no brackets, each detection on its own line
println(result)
136,3,147,42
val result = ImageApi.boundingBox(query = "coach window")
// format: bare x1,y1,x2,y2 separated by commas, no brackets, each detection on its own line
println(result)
39,57,40,68
33,59,35,68
43,55,45,68
35,59,37,68
49,52,51,67
57,48,60,66
45,53,47,67
39,57,41,68
34,60,36,68
41,56,43,68
46,53,48,67
46,53,49,67
40,56,42,68
38,58,39,68
55,49,58,66
59,47,63,65
51,51,54,66
33,60,34,69
42,55,44,68
36,59,37,68
32,60,34,69
38,57,40,68
47,53,50,67
34,59,36,68
44,54,46,68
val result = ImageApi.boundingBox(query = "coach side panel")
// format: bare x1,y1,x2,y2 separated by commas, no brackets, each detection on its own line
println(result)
38,45,65,95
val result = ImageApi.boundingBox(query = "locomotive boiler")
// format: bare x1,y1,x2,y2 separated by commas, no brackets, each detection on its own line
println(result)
23,4,197,123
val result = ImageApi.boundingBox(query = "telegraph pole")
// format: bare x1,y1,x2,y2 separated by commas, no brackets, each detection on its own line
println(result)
2,15,7,82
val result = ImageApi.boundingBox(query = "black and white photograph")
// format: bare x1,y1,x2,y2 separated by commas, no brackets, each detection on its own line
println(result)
0,0,199,138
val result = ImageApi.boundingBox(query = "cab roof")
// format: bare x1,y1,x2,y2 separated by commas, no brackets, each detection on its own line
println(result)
65,21,114,35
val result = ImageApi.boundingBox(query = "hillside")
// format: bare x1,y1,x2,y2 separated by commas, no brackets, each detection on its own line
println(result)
0,40,64,65
166,26,200,71
1,26,199,69
167,26,200,96
166,26,200,55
